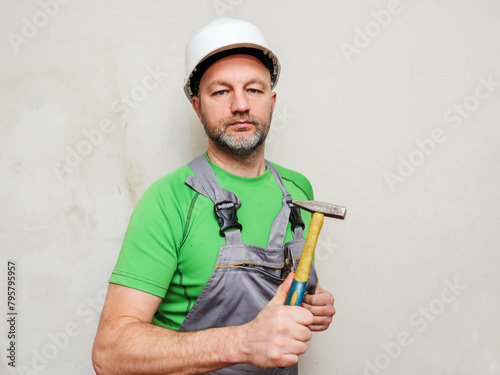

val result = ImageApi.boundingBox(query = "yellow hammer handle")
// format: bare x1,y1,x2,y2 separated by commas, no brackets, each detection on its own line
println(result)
294,211,324,283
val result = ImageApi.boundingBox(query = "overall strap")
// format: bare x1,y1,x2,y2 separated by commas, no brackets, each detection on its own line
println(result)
265,161,304,247
185,155,243,245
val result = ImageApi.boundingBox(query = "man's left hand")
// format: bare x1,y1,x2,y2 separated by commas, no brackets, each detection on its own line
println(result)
302,284,335,332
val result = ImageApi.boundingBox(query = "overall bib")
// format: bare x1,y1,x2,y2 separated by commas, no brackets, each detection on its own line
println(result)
180,155,318,375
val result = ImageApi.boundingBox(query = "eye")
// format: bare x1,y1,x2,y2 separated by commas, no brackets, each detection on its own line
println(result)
248,88,261,94
213,90,228,96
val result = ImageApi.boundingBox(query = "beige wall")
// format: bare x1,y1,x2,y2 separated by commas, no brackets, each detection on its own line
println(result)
1,0,499,374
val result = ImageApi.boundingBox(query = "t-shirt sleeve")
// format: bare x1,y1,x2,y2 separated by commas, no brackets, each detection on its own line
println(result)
109,178,185,298
273,163,314,201
292,172,314,201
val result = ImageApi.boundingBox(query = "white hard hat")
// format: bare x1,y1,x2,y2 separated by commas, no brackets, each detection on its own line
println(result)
184,18,281,103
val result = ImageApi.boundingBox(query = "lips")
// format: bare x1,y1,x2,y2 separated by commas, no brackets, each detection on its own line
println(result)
231,121,253,129
221,115,260,131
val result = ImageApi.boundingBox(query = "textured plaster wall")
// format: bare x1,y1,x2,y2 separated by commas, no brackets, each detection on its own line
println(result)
1,0,499,374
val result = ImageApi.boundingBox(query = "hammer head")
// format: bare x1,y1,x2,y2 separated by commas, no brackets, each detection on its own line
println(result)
292,200,346,220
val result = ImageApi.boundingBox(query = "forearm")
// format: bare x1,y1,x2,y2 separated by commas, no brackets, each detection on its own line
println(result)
92,317,247,375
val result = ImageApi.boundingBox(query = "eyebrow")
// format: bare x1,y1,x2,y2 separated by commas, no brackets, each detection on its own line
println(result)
206,80,229,92
206,78,268,92
245,78,267,87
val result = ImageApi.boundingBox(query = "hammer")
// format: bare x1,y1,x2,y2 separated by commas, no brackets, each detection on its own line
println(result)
285,200,346,306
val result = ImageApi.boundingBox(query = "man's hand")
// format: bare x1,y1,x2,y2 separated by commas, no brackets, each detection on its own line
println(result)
92,275,334,374
240,273,314,368
302,283,335,331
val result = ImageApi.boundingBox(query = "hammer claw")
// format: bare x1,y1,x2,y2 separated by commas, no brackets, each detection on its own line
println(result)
292,200,347,220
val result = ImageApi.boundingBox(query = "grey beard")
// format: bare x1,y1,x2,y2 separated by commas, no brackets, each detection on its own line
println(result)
201,113,270,156
213,127,267,156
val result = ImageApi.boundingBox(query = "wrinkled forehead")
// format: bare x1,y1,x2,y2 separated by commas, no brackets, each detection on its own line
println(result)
189,47,275,98
199,54,272,90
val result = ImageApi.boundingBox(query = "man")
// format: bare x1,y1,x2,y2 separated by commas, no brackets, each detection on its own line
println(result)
92,18,335,375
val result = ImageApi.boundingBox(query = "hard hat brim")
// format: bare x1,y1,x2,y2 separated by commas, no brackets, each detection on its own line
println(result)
185,45,280,100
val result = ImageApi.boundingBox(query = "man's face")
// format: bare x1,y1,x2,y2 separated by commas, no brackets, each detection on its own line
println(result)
192,54,276,156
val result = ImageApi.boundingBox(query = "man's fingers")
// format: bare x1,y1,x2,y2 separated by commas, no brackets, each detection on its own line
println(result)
308,324,331,332
271,341,307,367
302,302,336,317
303,286,335,310
276,354,300,368
301,286,335,332
270,272,295,305
291,324,313,342
286,340,308,357
307,314,333,326
292,306,315,327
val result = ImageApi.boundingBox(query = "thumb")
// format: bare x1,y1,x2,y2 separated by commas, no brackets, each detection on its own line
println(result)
270,272,295,305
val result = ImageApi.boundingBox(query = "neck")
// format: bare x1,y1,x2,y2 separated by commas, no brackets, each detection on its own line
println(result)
206,142,266,177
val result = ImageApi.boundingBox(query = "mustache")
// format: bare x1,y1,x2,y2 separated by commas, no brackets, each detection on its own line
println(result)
220,115,261,128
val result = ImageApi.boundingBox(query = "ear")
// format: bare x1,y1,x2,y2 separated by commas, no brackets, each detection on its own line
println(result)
270,92,277,114
192,96,202,122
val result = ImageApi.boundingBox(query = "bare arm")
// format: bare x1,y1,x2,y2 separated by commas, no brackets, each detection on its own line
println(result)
92,273,314,375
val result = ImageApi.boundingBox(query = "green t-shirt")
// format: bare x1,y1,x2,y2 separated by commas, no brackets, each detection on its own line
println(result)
110,156,313,330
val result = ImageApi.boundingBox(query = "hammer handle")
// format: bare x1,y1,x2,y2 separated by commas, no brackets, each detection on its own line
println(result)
285,212,324,306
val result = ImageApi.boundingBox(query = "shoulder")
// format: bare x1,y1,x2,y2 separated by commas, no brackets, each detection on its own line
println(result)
268,161,314,201
123,164,198,247
134,164,196,212
148,164,194,193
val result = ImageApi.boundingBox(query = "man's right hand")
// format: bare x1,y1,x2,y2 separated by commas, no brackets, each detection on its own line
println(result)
239,273,314,368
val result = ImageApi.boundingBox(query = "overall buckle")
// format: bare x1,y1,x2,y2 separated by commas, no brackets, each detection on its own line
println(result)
214,201,242,236
288,201,305,231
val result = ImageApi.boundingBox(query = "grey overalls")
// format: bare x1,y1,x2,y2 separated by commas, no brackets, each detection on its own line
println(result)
180,155,318,375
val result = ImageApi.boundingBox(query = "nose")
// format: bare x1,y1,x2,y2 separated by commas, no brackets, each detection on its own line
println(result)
230,89,250,113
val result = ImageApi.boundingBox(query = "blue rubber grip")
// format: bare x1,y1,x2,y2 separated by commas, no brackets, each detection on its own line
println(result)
285,280,306,306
